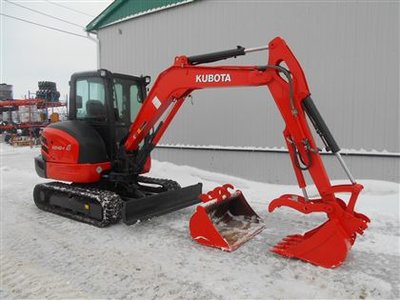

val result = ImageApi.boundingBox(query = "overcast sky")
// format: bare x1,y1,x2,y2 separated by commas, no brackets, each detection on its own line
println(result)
0,0,113,100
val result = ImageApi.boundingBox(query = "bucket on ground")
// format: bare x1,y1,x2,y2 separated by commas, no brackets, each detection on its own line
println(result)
268,189,370,268
189,184,265,251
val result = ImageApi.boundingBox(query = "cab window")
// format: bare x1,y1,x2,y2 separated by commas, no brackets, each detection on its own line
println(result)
114,83,124,119
130,85,141,122
75,77,106,120
113,78,142,123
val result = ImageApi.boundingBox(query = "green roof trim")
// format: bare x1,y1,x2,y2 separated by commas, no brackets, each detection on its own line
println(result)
86,0,195,32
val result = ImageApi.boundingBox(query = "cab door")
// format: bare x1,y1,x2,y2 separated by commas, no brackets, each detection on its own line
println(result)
112,77,143,145
73,75,115,158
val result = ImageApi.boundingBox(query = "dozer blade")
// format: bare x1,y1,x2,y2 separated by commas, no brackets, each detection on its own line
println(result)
268,189,369,268
190,184,265,251
122,183,202,225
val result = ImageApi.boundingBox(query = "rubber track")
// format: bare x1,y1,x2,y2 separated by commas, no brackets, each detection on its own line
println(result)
34,177,181,228
34,182,123,227
137,176,181,192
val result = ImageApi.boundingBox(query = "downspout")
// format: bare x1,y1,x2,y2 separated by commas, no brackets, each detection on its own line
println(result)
87,32,100,69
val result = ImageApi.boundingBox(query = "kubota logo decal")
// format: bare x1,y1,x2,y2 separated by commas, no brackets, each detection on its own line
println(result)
52,145,65,151
195,73,232,83
51,144,72,151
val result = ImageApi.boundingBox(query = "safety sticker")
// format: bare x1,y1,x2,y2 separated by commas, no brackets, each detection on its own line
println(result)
152,96,162,109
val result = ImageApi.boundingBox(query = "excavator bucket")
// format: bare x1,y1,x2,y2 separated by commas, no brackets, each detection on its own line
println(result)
271,221,352,268
189,184,265,251
268,186,370,268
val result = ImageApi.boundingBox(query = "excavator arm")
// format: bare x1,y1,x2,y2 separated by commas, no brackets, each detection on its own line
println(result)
126,37,369,268
126,37,335,198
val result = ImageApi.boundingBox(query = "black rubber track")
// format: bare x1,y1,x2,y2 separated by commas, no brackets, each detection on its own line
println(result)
33,177,182,228
33,182,123,227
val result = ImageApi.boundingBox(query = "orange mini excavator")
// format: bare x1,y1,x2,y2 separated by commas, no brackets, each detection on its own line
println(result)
34,37,369,268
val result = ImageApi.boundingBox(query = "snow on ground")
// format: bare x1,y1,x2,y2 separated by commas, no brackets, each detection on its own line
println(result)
0,144,399,299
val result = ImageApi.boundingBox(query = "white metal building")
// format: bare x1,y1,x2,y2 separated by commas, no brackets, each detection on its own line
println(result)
86,0,399,184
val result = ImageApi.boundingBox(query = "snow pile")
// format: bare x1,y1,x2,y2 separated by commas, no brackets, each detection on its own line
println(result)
0,144,399,299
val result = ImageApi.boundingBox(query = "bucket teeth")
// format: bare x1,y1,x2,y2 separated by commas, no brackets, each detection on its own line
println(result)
273,234,304,252
271,242,296,257
283,235,303,242
271,248,286,255
276,240,297,247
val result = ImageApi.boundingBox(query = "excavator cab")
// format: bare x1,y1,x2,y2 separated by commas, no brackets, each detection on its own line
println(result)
68,69,150,161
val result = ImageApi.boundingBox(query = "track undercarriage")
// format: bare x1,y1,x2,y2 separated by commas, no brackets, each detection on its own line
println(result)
33,177,202,227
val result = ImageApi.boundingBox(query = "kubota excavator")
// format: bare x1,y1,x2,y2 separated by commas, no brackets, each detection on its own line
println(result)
33,37,369,268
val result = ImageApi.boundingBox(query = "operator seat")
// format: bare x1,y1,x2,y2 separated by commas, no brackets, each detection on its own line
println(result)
86,100,106,119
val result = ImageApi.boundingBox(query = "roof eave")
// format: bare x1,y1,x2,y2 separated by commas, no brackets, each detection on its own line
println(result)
85,0,124,32
86,0,195,32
